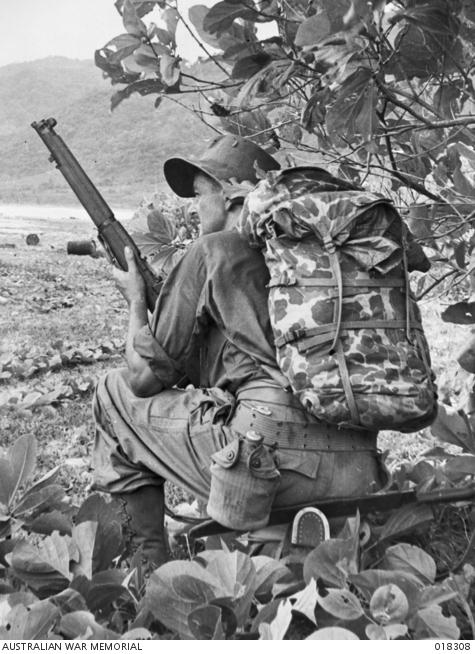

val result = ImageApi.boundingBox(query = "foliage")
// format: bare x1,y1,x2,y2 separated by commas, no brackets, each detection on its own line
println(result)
96,0,475,311
0,230,473,641
0,428,471,640
0,339,124,385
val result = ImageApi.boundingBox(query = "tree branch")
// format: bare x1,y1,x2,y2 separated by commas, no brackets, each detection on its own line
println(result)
416,269,459,301
172,1,230,77
383,116,475,138
374,78,433,126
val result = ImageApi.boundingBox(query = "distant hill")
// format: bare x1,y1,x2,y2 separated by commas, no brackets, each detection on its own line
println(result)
0,57,216,206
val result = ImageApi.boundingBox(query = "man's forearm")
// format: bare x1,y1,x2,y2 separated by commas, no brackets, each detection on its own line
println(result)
125,299,163,396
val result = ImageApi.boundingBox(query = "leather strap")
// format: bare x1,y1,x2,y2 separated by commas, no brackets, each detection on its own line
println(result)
301,277,405,288
335,339,360,424
276,320,424,348
236,386,305,411
229,402,378,451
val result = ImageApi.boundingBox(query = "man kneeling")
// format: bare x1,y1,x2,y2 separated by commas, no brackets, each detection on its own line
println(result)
92,136,385,567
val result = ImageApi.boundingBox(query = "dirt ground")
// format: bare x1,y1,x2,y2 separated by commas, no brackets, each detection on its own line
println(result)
0,213,190,510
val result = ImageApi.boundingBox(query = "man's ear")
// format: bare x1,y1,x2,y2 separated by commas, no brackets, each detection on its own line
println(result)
222,178,254,209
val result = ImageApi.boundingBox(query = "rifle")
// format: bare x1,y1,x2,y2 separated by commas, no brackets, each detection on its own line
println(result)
188,483,475,540
31,117,162,312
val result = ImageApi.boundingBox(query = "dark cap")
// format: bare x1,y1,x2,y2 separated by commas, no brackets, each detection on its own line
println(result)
163,134,280,197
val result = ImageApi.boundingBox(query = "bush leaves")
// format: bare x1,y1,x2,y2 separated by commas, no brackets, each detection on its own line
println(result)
383,544,437,584
0,436,36,508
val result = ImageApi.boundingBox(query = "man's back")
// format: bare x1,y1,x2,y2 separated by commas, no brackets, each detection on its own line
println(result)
134,230,288,393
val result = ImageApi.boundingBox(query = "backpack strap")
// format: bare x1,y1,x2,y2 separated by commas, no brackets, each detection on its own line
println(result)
322,234,343,354
275,320,425,349
335,339,360,424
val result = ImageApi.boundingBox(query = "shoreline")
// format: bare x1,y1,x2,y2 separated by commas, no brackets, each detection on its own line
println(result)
0,203,135,224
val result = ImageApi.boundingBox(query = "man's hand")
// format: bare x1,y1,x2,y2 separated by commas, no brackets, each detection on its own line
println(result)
112,247,146,306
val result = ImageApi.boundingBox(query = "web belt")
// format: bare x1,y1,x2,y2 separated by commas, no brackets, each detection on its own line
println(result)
229,402,378,452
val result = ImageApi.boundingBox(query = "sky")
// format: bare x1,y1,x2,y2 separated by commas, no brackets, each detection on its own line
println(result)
0,0,218,67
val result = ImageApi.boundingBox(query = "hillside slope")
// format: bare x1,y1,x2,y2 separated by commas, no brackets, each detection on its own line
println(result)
0,57,215,206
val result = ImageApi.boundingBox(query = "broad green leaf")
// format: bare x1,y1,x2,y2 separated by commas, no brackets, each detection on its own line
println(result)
349,569,423,613
10,531,72,586
27,509,73,536
162,7,179,40
13,484,66,518
133,44,161,71
441,301,475,325
251,598,281,633
366,622,408,640
4,601,59,639
21,392,43,409
444,454,475,479
203,1,255,36
306,626,359,639
369,584,409,624
454,141,475,165
384,544,437,584
50,588,88,614
453,166,475,198
188,5,224,49
172,574,216,604
258,598,292,640
365,623,387,639
379,502,434,541
417,583,457,609
145,560,222,639
160,53,180,87
147,208,177,243
130,0,160,19
111,79,145,111
75,493,123,573
414,605,460,640
434,84,460,119
150,24,174,46
391,23,445,79
301,89,331,131
294,12,331,47
60,610,117,640
232,53,272,80
198,549,256,606
85,569,131,614
104,33,141,51
188,604,225,640
0,460,15,509
318,587,364,620
251,556,288,600
121,627,152,639
209,599,238,638
384,623,408,639
123,0,146,36
148,244,186,277
0,592,37,628
122,53,148,74
326,68,378,143
72,521,97,580
192,4,253,53
303,536,358,588
27,466,61,495
289,578,318,625
0,435,37,508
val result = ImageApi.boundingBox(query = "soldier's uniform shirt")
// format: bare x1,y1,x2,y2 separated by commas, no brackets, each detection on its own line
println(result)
92,231,385,504
133,231,288,393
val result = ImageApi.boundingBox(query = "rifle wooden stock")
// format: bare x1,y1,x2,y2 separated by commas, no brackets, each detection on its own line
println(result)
188,483,475,539
31,117,162,312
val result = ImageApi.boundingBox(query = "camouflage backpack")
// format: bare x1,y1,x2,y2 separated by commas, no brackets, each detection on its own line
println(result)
238,167,437,432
